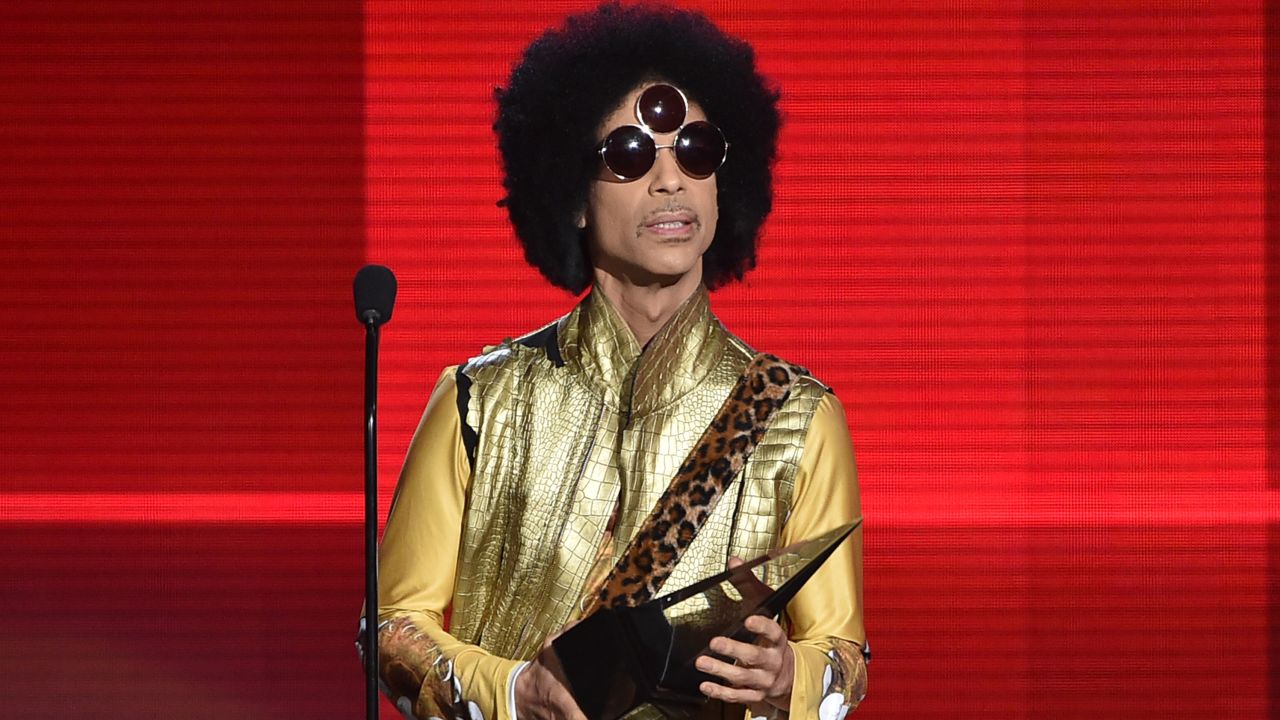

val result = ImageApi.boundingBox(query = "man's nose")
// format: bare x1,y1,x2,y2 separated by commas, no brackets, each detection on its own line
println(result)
648,145,684,195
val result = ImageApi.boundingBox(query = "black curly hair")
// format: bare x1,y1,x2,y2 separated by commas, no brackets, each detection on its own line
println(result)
494,2,781,294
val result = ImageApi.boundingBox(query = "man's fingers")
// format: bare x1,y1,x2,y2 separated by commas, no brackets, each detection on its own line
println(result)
695,616,792,707
695,652,767,687
699,679,766,705
709,635,772,669
521,648,589,720
727,555,745,569
744,614,788,645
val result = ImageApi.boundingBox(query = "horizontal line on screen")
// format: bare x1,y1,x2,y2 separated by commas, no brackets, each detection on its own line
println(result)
0,491,360,525
0,490,1275,525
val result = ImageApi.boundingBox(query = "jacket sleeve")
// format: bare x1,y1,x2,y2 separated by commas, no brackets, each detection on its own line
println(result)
358,368,524,720
776,392,869,719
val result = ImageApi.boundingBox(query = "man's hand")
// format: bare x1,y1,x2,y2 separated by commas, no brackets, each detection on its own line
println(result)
514,634,587,720
695,614,795,711
694,557,795,712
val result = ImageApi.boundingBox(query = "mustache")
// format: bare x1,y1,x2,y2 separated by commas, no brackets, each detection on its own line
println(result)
640,204,699,224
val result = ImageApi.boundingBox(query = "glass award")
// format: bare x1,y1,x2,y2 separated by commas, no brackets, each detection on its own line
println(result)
551,519,862,720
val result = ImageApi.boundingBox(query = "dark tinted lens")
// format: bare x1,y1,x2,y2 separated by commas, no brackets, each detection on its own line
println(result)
600,125,656,179
673,121,727,177
636,84,686,133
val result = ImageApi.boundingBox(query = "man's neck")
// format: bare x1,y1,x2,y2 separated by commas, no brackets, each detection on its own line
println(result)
591,270,702,349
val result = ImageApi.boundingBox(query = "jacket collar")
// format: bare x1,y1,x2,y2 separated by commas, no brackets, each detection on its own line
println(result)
559,285,728,418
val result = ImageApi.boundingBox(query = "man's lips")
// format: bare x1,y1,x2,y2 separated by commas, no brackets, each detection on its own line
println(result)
642,211,697,237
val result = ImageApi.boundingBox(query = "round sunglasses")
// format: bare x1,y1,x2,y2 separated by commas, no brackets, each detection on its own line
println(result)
596,84,729,181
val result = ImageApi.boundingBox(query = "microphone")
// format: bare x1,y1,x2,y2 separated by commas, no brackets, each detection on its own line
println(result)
352,263,395,720
353,264,397,327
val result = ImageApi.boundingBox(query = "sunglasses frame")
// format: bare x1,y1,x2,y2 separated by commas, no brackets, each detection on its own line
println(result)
596,84,730,182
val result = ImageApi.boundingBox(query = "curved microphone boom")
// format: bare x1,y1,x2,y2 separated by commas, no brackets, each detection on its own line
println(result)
353,264,396,720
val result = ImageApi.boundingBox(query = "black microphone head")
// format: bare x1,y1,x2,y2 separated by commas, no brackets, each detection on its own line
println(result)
353,264,397,327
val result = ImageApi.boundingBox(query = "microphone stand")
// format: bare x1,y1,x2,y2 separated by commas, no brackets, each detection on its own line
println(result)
362,316,381,720
354,263,395,720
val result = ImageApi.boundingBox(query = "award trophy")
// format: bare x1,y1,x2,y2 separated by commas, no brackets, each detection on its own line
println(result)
552,519,862,720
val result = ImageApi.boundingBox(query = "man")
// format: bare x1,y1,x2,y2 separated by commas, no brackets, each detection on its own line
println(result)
365,4,867,719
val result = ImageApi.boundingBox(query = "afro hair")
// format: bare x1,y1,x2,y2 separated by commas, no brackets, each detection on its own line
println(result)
494,2,781,293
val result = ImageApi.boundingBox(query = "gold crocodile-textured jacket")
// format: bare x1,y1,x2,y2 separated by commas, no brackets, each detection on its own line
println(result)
369,287,867,720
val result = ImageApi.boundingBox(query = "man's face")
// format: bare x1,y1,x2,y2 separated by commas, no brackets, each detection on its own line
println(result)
584,84,719,288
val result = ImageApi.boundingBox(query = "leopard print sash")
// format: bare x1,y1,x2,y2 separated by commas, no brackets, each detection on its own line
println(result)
586,353,805,613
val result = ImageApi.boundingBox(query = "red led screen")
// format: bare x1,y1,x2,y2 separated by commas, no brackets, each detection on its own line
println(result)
1,1,1274,718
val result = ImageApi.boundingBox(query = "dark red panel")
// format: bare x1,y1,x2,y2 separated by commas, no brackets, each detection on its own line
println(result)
0,1,365,718
0,523,366,718
0,0,364,495
1263,1,1278,712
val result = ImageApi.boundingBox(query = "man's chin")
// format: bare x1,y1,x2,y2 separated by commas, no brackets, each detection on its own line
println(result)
595,264,702,292
627,266,701,290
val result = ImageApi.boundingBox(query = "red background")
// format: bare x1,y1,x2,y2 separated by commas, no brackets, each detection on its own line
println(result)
1,1,1275,718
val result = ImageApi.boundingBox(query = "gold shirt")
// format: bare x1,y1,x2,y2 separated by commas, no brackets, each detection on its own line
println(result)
374,287,866,720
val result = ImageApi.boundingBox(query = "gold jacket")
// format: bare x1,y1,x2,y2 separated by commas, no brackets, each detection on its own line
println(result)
374,288,866,720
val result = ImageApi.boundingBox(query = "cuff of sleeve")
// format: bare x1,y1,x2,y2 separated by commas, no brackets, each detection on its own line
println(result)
505,662,529,720
450,649,522,720
787,642,829,718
